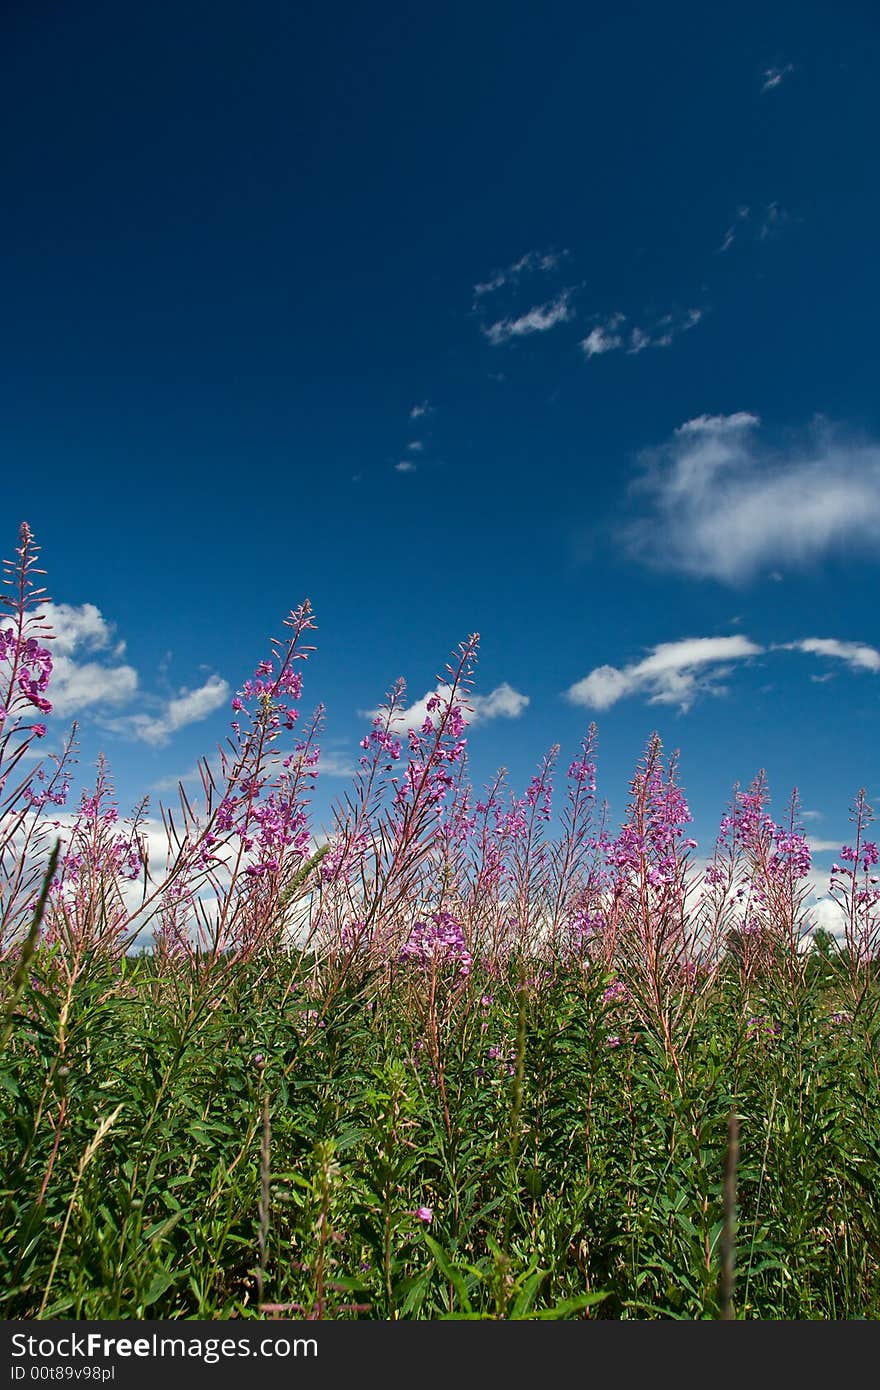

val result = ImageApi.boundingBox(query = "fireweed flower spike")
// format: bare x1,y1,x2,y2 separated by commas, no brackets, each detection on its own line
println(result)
0,526,83,953
829,791,880,986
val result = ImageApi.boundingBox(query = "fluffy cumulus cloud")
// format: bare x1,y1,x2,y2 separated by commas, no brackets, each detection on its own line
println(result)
3,600,230,744
625,413,880,583
483,292,574,346
366,682,529,732
565,636,764,712
30,602,139,718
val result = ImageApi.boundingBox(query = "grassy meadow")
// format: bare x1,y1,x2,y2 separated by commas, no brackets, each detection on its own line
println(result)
2,523,879,1319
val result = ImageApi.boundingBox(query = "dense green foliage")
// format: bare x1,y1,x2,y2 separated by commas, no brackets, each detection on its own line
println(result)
2,946,878,1320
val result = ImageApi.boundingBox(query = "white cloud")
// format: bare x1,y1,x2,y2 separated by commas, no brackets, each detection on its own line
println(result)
395,460,417,473
675,412,761,436
652,308,703,346
410,401,431,419
717,203,786,253
150,764,205,795
581,315,625,357
581,307,704,360
625,413,880,583
42,601,124,657
565,635,764,713
4,602,234,745
474,248,567,298
564,627,880,714
50,658,138,717
483,291,574,346
407,441,424,452
470,682,530,722
365,682,529,732
717,206,751,253
758,201,788,240
5,601,140,719
782,638,880,674
315,749,358,779
761,64,795,93
101,674,230,747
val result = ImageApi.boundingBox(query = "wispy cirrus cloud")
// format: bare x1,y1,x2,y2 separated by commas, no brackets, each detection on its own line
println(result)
473,248,568,299
624,412,880,584
780,638,880,674
101,674,230,747
581,315,626,357
315,748,359,779
394,459,417,473
719,202,789,252
564,630,880,714
483,291,574,346
761,63,795,93
718,204,751,252
409,400,432,420
565,635,763,713
581,306,704,359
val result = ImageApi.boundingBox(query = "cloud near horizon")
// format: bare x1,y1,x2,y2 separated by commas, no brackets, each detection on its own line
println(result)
624,413,880,583
365,681,529,732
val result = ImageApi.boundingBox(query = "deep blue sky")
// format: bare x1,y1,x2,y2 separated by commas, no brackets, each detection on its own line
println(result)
3,0,879,866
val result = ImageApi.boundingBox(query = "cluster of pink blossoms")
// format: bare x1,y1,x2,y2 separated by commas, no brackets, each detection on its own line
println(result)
230,658,303,734
400,911,472,977
833,842,879,876
204,628,320,879
602,978,629,1006
715,787,812,883
0,628,53,721
389,697,468,818
56,791,143,892
23,762,70,811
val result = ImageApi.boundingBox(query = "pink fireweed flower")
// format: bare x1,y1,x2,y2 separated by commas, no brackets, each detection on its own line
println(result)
414,1206,433,1224
602,978,629,1005
746,1015,781,1040
400,911,472,977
